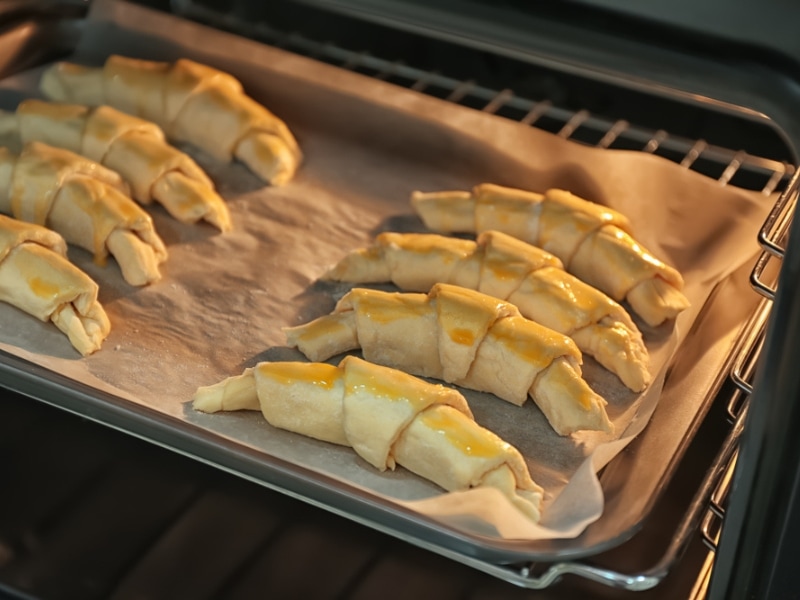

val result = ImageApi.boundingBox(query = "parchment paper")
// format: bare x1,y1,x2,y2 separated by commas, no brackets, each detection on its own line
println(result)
0,0,776,543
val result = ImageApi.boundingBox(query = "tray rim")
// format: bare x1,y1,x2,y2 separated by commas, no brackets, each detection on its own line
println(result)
0,261,755,565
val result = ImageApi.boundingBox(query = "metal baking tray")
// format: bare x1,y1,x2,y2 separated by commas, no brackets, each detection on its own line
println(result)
0,0,778,568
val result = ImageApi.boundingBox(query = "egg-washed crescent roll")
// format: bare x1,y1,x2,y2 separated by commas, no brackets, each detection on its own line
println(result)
324,230,650,392
285,283,612,436
0,215,110,355
193,355,545,522
40,55,302,186
0,99,231,231
0,142,167,286
411,184,690,327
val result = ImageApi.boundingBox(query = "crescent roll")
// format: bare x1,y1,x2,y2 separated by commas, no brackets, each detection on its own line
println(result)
0,215,110,355
40,55,302,185
0,99,231,231
411,184,690,327
193,355,545,522
284,283,612,436
324,230,650,392
0,142,167,286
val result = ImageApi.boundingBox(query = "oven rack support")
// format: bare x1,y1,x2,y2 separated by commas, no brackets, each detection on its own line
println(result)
701,167,799,552
165,0,796,592
706,170,800,560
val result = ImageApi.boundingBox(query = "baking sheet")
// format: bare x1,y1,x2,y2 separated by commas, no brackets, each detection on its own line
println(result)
0,0,776,553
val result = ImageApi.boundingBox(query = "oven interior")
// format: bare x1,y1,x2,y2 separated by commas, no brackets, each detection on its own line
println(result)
0,0,797,597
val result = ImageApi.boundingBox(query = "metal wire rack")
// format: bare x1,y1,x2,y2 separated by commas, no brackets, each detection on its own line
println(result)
700,168,799,554
172,0,796,590
173,0,794,199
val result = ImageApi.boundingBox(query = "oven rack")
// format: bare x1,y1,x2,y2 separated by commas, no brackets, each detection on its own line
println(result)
699,167,799,555
162,0,798,592
173,0,794,197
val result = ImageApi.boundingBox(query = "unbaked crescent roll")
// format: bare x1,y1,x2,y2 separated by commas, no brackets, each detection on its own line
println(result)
193,355,545,522
0,142,167,286
0,99,231,231
284,283,612,436
411,184,690,327
324,230,650,392
40,55,302,185
0,214,110,355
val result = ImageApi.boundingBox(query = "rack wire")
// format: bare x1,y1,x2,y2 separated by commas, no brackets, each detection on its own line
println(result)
173,0,796,591
172,0,794,198
702,168,799,552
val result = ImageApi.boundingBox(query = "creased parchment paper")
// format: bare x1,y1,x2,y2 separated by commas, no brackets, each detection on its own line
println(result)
0,0,775,544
